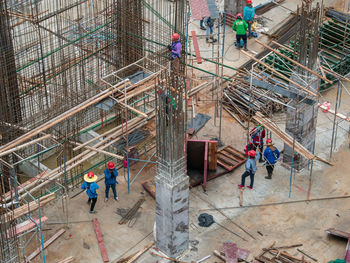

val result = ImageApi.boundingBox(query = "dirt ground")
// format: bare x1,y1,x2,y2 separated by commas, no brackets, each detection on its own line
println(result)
26,0,350,262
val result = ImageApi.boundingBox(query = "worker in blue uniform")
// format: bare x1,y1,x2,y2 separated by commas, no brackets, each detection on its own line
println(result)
104,161,119,201
81,171,99,213
243,0,255,37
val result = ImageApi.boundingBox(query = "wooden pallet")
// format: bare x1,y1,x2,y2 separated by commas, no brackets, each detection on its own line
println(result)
217,145,246,171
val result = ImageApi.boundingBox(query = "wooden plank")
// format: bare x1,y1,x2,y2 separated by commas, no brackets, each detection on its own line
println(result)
225,146,246,160
92,218,109,262
253,112,332,165
56,256,74,263
220,150,240,163
208,141,218,171
3,171,48,198
217,159,233,170
126,241,154,263
217,153,236,166
241,50,318,97
4,193,55,223
325,228,350,239
191,31,202,64
23,228,66,263
7,216,48,238
0,80,130,154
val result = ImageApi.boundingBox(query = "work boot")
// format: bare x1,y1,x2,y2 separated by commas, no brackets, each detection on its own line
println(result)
237,184,244,188
206,38,209,43
210,37,217,43
89,210,97,214
200,26,206,30
247,186,253,190
265,175,272,179
114,196,119,201
244,44,248,51
105,198,108,202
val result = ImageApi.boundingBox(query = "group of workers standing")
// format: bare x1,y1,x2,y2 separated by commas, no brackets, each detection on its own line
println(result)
81,161,119,213
239,125,280,190
198,0,256,49
232,0,255,50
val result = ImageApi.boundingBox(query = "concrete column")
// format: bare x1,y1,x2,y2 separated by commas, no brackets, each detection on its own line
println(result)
283,73,319,170
155,171,189,258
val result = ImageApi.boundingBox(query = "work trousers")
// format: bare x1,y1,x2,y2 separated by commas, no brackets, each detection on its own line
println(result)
266,164,274,177
105,183,117,198
88,197,97,212
236,34,247,47
247,21,253,36
241,171,255,188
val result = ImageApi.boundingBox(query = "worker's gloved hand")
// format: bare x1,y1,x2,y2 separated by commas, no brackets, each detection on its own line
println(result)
167,44,172,51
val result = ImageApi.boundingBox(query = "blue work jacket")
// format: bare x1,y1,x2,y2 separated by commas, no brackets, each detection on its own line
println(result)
264,147,280,165
245,152,260,174
243,6,255,21
81,181,99,198
104,168,119,185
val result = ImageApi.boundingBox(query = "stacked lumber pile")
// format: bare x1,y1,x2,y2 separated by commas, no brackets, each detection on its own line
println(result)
255,242,317,262
3,193,55,223
222,75,286,124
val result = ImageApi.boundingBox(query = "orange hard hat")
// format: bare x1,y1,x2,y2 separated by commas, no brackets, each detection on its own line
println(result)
172,33,179,41
107,161,115,169
248,150,256,158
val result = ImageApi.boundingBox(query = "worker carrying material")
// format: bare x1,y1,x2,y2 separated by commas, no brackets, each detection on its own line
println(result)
243,0,255,37
104,161,119,201
81,172,99,214
168,33,181,73
238,149,260,189
250,125,265,162
263,138,280,179
232,13,248,50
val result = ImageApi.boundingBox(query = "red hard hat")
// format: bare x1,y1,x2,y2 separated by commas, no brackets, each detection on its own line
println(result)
108,161,115,169
172,33,179,41
248,150,256,158
266,138,272,144
247,0,252,4
87,171,94,178
237,13,242,17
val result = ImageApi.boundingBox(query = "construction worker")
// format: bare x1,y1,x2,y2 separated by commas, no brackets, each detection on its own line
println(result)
250,125,265,162
204,16,217,43
243,0,255,37
104,161,119,201
238,149,260,189
200,17,206,30
263,138,280,179
168,33,181,73
232,13,248,50
81,172,99,214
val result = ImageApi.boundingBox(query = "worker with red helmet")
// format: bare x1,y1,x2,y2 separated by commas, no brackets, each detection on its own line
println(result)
243,0,255,37
81,171,99,213
232,13,248,50
104,161,119,201
250,124,265,162
167,33,182,72
263,138,280,179
238,149,260,189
